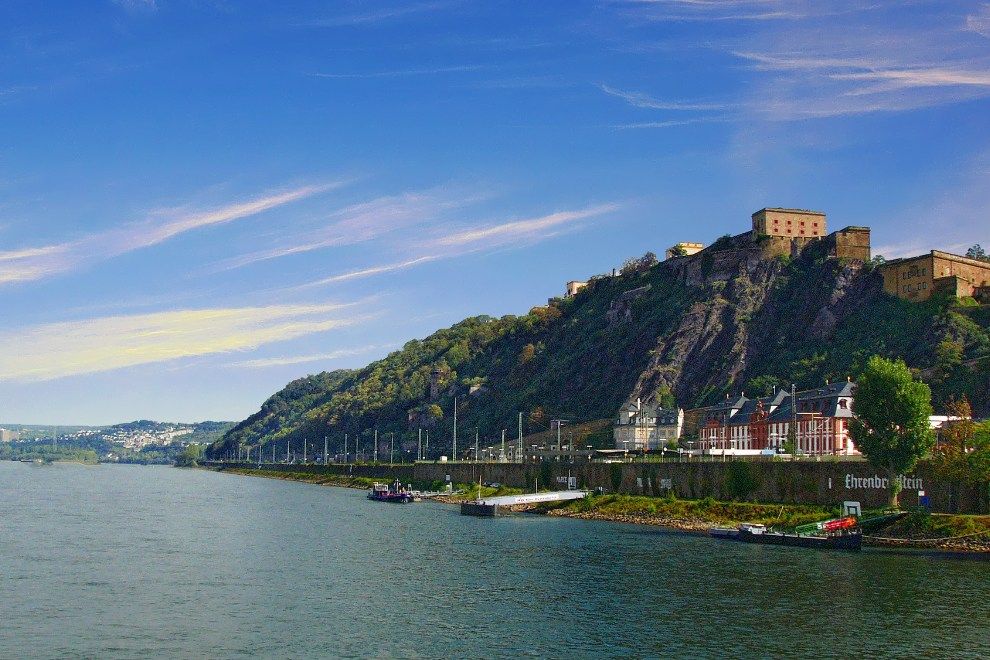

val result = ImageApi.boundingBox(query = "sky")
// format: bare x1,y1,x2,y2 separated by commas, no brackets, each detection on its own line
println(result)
1,0,989,425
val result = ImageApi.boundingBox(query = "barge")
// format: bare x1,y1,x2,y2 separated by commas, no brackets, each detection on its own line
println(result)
711,517,863,551
367,480,416,503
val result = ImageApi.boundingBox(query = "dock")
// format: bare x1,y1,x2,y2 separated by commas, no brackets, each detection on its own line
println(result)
460,490,588,517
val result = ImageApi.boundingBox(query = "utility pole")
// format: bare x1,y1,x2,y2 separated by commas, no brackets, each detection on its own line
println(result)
551,419,567,454
518,412,523,464
788,383,797,461
501,429,506,462
344,433,348,464
373,429,378,463
418,428,422,461
355,433,360,463
452,397,458,461
286,438,289,464
425,430,429,460
324,436,328,465
303,439,307,463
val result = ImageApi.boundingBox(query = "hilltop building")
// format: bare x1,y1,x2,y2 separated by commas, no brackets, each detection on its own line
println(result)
613,399,684,450
0,428,19,442
698,381,858,456
565,280,588,297
879,250,990,302
665,242,705,260
752,208,827,238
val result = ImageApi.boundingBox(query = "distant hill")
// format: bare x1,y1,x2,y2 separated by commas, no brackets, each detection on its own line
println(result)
3,420,235,464
210,233,990,460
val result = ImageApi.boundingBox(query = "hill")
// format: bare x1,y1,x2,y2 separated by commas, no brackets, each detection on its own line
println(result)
3,420,235,464
209,233,990,460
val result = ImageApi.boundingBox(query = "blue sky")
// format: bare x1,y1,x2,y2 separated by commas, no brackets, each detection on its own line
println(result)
1,0,988,424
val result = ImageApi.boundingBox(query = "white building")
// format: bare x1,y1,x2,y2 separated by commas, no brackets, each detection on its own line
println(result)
614,399,684,450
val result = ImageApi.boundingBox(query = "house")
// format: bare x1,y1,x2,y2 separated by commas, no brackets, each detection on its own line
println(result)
664,242,704,260
879,250,990,302
614,398,684,450
565,280,588,297
699,381,858,456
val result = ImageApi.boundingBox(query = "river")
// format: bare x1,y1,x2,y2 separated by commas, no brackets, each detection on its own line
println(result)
0,461,987,658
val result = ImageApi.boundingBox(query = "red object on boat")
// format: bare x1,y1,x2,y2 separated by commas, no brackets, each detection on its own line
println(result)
821,516,857,531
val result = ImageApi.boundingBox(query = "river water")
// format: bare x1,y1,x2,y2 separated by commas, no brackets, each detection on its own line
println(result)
1,462,987,658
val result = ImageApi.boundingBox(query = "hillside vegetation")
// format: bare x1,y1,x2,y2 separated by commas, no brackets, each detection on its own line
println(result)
211,236,990,460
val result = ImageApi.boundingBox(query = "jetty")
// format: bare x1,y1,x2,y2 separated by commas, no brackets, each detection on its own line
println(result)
461,490,588,517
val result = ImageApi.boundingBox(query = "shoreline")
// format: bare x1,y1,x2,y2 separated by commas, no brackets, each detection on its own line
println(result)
203,465,990,555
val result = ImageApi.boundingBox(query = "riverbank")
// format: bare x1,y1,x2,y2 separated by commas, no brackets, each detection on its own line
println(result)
209,466,385,490
203,465,990,553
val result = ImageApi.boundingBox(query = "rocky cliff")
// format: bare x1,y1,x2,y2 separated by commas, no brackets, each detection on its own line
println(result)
210,232,990,458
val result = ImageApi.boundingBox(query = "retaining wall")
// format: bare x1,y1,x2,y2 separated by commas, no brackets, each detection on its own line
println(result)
211,460,988,514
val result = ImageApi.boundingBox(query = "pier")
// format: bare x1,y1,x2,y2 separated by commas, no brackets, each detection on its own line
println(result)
461,490,588,517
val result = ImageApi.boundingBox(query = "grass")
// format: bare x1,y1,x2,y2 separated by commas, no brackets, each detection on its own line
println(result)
221,468,392,490
881,511,990,540
448,483,525,501
545,493,836,528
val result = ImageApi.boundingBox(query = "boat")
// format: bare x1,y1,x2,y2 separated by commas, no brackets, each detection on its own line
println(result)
367,480,415,503
711,517,862,551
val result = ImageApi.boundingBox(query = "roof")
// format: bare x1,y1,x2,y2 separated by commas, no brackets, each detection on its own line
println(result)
752,207,826,217
706,382,856,426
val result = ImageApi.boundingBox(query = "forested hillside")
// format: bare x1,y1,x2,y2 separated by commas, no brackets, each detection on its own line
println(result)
211,235,990,460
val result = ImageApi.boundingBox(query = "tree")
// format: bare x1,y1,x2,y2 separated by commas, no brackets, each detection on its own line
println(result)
850,356,934,507
669,244,688,258
931,396,990,486
620,251,659,275
175,443,204,467
965,244,989,262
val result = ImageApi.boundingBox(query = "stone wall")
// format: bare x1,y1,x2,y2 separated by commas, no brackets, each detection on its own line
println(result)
410,460,988,514
213,460,988,514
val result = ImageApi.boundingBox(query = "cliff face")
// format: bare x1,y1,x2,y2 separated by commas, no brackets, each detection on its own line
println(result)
211,235,990,458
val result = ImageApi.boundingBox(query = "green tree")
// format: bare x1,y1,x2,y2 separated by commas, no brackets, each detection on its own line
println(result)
965,244,989,262
850,356,935,507
175,444,204,467
931,397,990,486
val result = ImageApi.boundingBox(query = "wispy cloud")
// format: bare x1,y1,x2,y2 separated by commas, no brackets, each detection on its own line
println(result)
313,65,487,79
428,203,621,248
112,0,158,12
967,4,990,38
618,0,878,22
214,189,481,272
295,256,442,290
292,203,621,289
228,344,392,369
0,182,343,286
599,84,730,111
303,2,451,28
0,303,361,381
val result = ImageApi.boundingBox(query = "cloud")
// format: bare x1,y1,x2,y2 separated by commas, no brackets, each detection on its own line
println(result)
428,204,621,248
618,0,878,22
228,344,391,368
599,84,730,111
967,4,990,38
214,189,481,272
292,203,620,289
313,65,488,79
112,0,157,11
295,256,442,289
0,182,342,286
0,304,360,381
303,2,451,27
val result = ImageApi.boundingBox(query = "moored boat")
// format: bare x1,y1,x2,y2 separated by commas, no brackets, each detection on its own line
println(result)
367,480,415,503
711,518,863,551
